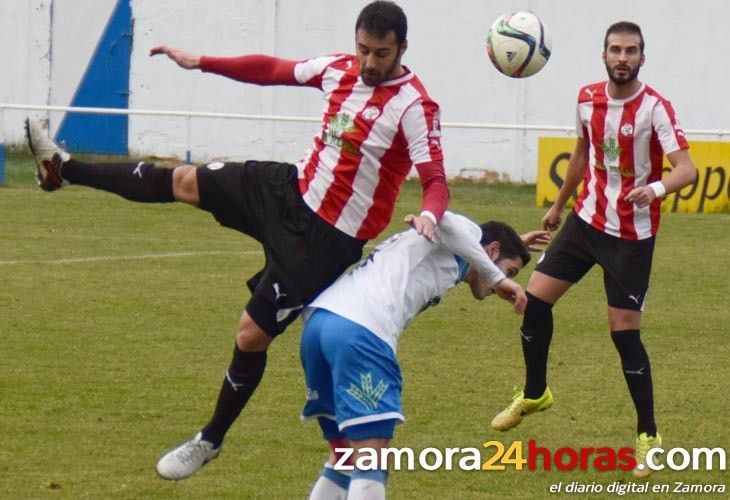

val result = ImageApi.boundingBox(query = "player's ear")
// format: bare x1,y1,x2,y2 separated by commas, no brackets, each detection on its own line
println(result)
400,40,408,56
485,241,501,261
640,52,645,66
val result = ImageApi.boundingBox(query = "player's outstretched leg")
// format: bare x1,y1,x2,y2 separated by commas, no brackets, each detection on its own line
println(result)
25,118,176,203
25,118,70,191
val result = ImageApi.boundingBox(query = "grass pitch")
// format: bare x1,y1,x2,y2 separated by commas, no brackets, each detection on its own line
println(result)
1,153,728,499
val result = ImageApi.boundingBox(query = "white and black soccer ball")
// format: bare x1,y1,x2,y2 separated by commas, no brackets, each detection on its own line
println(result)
486,11,552,78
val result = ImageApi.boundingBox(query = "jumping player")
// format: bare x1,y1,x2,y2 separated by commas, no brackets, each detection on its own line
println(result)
26,1,449,480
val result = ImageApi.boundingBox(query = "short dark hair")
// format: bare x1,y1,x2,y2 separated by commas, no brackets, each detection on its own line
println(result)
479,221,530,266
604,21,644,53
355,1,407,45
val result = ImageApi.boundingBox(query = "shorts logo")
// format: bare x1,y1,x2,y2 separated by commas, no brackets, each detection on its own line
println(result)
273,282,303,323
133,161,145,178
347,372,388,410
206,161,225,170
306,387,319,401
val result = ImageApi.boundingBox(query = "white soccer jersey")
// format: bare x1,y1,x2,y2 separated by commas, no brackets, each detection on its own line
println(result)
304,211,506,352
293,54,443,239
574,81,689,240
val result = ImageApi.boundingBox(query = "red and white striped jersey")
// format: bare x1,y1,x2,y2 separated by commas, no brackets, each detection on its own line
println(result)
574,81,688,240
293,54,443,240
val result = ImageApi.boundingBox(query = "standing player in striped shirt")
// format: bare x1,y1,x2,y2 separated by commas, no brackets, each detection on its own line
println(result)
490,21,697,478
26,1,448,480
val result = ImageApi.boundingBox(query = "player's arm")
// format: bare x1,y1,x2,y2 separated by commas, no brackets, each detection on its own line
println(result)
150,45,299,85
438,213,506,287
543,136,588,231
464,270,526,314
401,101,449,242
624,148,697,208
625,100,698,207
438,213,527,314
404,161,449,243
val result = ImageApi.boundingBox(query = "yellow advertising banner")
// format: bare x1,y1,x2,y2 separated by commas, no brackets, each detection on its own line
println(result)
537,137,730,213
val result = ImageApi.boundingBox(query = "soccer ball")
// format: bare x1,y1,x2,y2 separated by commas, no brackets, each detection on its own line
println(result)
486,11,552,78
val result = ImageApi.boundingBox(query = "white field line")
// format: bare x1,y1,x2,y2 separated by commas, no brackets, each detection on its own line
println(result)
0,250,263,266
0,244,377,266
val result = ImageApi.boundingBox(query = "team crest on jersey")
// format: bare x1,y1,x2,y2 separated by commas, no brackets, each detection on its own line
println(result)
361,106,380,121
347,372,389,410
620,123,634,137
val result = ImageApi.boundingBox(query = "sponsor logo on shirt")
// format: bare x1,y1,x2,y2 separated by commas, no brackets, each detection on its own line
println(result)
600,137,623,162
594,161,635,177
322,112,361,155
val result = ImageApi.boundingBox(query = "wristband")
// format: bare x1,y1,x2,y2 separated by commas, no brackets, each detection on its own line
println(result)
649,181,666,198
420,210,437,225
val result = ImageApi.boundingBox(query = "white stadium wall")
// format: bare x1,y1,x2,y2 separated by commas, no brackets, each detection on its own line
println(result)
2,0,729,182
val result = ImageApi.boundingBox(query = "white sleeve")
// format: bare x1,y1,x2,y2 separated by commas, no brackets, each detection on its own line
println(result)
435,212,506,285
293,54,347,84
652,101,685,155
575,103,584,138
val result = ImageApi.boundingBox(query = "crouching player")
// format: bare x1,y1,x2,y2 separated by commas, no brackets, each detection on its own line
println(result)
299,211,549,499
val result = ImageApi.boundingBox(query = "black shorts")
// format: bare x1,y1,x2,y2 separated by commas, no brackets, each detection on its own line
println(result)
535,213,655,311
196,160,365,336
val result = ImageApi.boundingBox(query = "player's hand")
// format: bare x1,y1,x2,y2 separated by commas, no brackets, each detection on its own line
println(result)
521,230,551,252
624,185,656,208
404,214,436,243
541,206,562,232
150,45,201,69
494,278,527,314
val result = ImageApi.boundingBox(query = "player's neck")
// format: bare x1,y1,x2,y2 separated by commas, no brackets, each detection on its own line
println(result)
607,79,642,100
387,64,407,81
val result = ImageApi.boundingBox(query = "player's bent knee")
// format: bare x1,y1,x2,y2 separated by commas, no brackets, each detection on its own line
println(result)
608,306,642,331
172,165,200,205
236,314,273,352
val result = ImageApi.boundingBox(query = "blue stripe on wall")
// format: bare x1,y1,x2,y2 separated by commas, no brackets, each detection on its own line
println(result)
56,0,131,154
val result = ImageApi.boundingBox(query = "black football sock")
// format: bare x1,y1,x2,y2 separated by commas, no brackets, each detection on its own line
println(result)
521,292,554,399
60,159,175,202
611,329,657,436
200,347,267,447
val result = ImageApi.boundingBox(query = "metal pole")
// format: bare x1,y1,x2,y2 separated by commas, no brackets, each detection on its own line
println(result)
0,107,5,185
185,114,191,164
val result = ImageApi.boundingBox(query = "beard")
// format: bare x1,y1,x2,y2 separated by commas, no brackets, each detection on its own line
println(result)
605,62,641,85
361,52,402,86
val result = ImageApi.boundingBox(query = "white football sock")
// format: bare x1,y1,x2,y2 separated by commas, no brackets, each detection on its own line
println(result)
346,469,387,500
309,463,350,500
